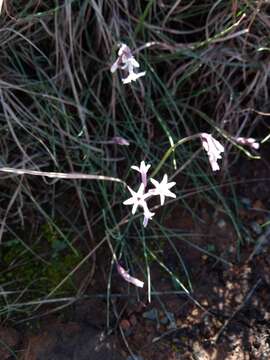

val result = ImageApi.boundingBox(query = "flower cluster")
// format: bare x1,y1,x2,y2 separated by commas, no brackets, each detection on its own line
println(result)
110,43,146,84
123,161,176,227
234,137,260,150
109,43,261,288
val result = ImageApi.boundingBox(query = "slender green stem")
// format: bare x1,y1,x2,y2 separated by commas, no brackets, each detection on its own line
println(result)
151,134,200,178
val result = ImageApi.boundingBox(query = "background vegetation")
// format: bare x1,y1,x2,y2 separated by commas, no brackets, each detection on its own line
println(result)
0,0,268,326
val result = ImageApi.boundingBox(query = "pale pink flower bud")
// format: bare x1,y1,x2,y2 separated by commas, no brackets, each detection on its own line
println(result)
142,207,155,227
111,136,130,146
131,161,151,187
116,263,144,288
234,137,260,150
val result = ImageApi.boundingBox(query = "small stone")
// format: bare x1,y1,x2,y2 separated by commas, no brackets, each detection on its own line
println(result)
253,200,264,210
217,219,226,229
120,319,132,336
142,308,158,321
251,221,262,235
203,315,210,326
129,314,137,326
228,245,234,254
160,311,175,326
201,299,209,306
226,281,234,290
235,294,244,304
191,308,199,317
166,312,176,329
160,316,168,325
241,197,252,208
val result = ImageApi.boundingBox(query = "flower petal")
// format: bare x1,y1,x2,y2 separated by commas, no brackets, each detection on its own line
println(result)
110,59,119,73
122,71,146,84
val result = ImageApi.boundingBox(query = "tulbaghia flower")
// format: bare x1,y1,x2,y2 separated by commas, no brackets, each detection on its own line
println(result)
200,133,224,171
124,162,177,227
131,161,151,187
123,183,150,215
234,137,260,150
150,174,176,206
123,183,154,227
116,263,144,288
110,43,146,84
110,44,137,72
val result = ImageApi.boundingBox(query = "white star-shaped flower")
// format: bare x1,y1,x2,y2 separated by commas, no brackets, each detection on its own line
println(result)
150,174,176,206
123,183,154,227
200,133,224,172
131,161,151,187
123,183,150,215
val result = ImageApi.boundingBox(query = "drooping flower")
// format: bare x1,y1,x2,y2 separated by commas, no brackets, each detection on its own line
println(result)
111,44,133,73
150,174,176,206
131,161,151,187
116,263,144,288
200,133,224,171
110,43,146,84
234,137,260,150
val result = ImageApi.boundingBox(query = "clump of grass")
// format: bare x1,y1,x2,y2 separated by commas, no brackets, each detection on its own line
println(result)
0,0,267,325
